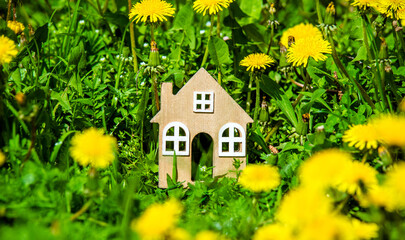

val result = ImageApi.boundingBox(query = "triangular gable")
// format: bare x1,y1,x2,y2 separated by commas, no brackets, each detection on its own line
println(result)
151,68,253,124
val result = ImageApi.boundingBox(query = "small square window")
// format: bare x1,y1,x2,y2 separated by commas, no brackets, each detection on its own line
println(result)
194,92,214,113
234,128,240,137
179,128,186,136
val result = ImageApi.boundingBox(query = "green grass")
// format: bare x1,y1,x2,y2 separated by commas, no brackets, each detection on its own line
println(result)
1,0,405,239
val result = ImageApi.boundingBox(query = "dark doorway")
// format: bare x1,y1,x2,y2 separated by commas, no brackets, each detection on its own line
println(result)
191,133,213,181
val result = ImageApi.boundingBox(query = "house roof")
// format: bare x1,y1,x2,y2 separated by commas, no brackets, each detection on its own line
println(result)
150,68,253,125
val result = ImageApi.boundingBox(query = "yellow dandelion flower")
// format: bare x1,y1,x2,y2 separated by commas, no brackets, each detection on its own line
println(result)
238,164,280,192
195,230,227,240
0,150,6,166
131,199,183,240
193,0,232,16
129,0,175,23
358,184,396,209
7,20,25,35
383,162,405,210
276,187,334,226
371,114,405,146
351,0,380,9
338,161,378,196
351,219,379,240
373,0,405,18
240,53,275,72
299,149,353,190
168,228,191,240
298,215,355,240
0,35,18,65
286,36,332,67
342,124,379,150
253,223,293,240
70,128,117,168
280,23,323,49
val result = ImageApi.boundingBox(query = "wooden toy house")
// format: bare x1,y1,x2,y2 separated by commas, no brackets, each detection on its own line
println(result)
151,68,253,188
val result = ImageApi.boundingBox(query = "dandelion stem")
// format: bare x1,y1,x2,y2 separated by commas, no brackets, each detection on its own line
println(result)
70,199,93,221
315,0,323,25
253,75,261,128
128,0,139,72
201,15,215,68
217,12,221,38
7,0,12,21
266,24,275,55
328,33,375,109
361,14,374,61
246,73,253,114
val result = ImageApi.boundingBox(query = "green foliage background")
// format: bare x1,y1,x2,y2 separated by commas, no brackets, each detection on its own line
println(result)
0,0,405,239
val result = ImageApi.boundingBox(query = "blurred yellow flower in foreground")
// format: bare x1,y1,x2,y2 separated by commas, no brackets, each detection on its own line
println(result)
338,161,378,196
238,164,280,192
129,0,175,23
343,124,379,150
7,21,25,35
195,230,227,240
286,36,332,67
0,35,18,65
193,0,233,16
253,223,293,240
371,114,405,147
351,219,379,239
240,53,275,72
131,199,183,240
299,149,352,190
70,128,117,168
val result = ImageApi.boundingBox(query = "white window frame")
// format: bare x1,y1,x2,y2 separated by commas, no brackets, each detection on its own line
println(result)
218,123,246,157
162,122,190,156
193,91,214,113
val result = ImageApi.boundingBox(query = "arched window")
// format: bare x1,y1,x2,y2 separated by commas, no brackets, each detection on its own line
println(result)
218,123,246,157
162,122,190,156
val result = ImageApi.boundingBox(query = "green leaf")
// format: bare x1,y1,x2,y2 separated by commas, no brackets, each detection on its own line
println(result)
51,91,72,113
239,0,262,20
260,75,298,128
173,3,193,30
50,130,77,163
208,37,231,69
352,46,368,62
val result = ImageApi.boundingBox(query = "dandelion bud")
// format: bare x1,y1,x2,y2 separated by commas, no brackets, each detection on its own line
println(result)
269,3,276,15
379,38,388,60
15,92,26,106
148,41,160,67
378,146,392,166
399,98,405,112
325,2,336,25
259,97,269,122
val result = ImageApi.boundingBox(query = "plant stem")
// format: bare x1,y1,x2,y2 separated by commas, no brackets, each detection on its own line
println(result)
7,0,12,21
328,33,375,108
253,75,260,128
70,199,93,221
128,0,138,72
361,14,374,61
266,24,275,55
246,73,253,114
201,15,215,68
217,12,221,38
315,0,323,25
